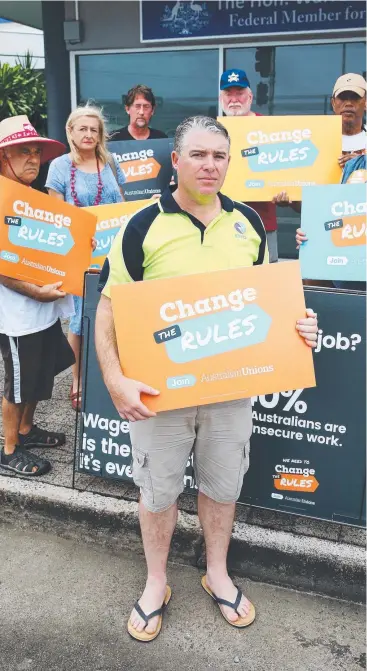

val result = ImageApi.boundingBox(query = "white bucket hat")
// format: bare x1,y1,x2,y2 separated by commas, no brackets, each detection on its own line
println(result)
0,115,65,163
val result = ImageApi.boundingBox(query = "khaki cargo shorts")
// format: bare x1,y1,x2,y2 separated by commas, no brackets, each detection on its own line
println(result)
129,399,252,513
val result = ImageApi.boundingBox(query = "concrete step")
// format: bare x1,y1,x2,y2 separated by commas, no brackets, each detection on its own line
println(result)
0,475,365,604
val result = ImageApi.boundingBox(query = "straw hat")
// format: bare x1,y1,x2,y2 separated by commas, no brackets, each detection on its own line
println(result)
0,115,65,163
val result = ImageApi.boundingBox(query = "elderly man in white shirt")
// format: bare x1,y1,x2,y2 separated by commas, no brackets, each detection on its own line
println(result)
0,115,75,477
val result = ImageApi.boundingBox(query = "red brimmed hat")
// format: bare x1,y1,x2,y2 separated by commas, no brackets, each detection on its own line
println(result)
0,115,65,163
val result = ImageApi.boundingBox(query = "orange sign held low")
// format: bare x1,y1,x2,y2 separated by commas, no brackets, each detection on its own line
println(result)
111,261,316,412
0,176,97,296
86,199,150,268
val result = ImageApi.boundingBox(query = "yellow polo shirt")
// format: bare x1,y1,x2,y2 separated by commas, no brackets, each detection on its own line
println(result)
99,188,269,297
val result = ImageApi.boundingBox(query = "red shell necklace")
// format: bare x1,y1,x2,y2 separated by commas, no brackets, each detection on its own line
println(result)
70,156,103,207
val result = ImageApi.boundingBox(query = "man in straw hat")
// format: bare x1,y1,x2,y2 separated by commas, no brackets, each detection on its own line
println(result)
0,115,75,477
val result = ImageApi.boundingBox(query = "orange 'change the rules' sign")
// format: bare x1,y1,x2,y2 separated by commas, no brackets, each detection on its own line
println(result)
0,176,97,296
111,261,316,412
219,115,342,202
86,199,151,268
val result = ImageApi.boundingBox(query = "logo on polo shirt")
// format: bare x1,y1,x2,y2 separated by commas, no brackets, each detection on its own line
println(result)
234,221,246,239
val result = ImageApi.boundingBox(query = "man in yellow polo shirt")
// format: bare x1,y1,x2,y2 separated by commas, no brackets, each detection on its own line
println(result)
95,116,318,642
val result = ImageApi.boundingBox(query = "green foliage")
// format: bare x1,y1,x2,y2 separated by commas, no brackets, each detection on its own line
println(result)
0,51,47,133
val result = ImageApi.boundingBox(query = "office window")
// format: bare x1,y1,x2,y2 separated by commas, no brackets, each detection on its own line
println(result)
226,42,366,117
344,42,366,76
77,50,218,136
272,44,343,116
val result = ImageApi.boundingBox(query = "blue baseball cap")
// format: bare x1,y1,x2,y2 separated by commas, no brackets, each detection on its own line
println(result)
220,69,250,90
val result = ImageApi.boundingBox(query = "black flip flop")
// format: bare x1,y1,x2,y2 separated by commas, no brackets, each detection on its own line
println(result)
201,575,255,628
127,586,172,642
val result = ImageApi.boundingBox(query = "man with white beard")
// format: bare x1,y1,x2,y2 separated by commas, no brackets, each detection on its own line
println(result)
219,68,280,262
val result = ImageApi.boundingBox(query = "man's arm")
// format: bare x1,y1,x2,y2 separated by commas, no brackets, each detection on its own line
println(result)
95,294,159,422
0,275,40,300
95,294,123,389
0,276,66,302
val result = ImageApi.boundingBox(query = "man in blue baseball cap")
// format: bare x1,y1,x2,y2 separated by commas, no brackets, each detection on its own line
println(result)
220,68,255,117
219,68,280,262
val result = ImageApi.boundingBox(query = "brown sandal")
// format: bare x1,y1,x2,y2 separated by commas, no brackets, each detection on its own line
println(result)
70,384,82,412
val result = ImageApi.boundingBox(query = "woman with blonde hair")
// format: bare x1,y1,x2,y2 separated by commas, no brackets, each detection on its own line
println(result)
46,103,126,410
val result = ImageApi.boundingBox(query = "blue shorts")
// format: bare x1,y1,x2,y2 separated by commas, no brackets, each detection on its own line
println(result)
69,295,83,336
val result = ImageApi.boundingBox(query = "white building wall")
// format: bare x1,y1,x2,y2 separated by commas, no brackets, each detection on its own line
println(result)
0,20,44,68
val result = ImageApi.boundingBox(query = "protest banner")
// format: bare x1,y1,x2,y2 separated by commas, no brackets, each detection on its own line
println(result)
86,199,150,268
219,115,342,201
110,261,316,412
108,138,173,201
0,176,96,296
79,273,133,481
300,184,366,282
78,275,366,526
241,289,366,525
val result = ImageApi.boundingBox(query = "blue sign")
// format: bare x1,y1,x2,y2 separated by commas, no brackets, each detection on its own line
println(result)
92,229,119,260
300,184,366,283
164,304,272,364
8,218,74,256
246,140,318,172
140,1,365,42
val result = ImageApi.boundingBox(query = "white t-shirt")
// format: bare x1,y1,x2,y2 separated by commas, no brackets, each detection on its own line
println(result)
0,285,74,337
342,128,367,153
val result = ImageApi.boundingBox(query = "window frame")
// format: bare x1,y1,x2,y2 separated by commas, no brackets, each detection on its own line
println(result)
70,37,364,112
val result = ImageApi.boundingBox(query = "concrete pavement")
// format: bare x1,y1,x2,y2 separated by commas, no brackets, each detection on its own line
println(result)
0,346,365,603
0,524,365,671
1,475,365,604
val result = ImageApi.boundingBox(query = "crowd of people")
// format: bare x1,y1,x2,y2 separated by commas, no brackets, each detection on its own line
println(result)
0,64,365,637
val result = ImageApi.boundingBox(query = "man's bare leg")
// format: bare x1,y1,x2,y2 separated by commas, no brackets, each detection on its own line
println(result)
2,398,39,473
2,397,24,455
19,401,37,435
198,492,251,622
129,500,177,634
